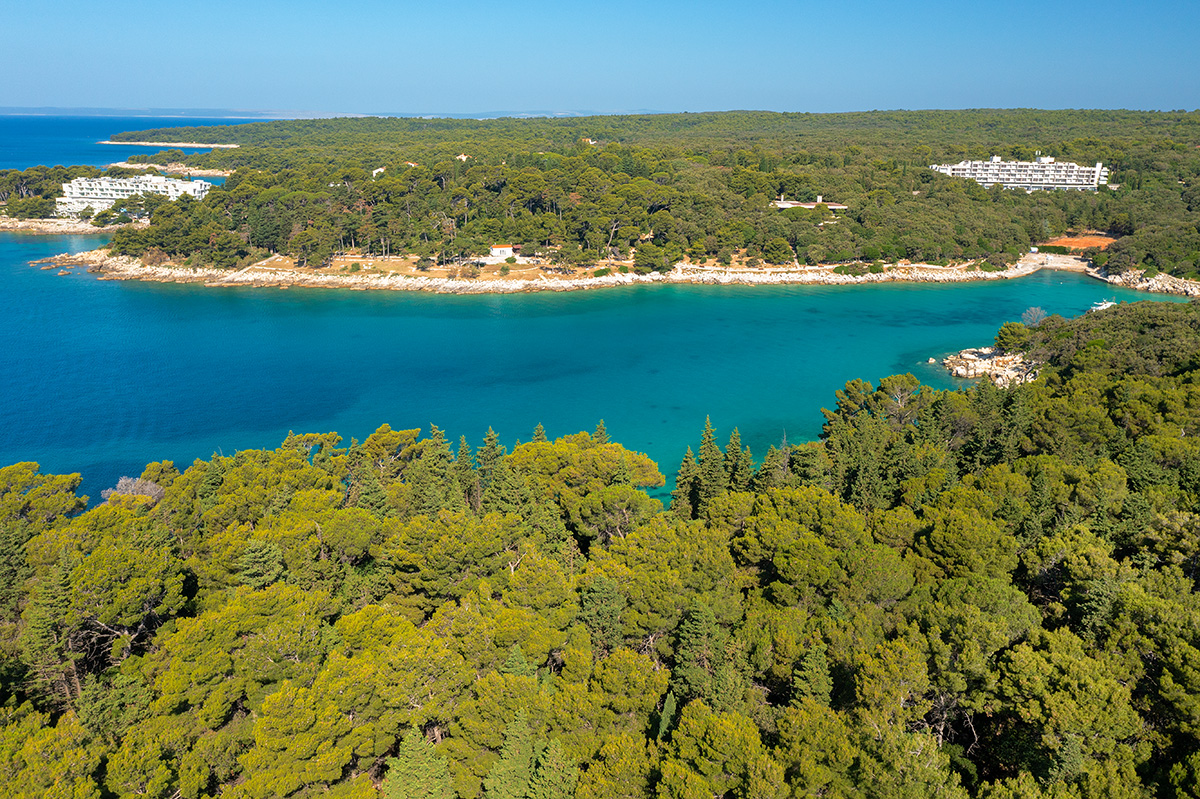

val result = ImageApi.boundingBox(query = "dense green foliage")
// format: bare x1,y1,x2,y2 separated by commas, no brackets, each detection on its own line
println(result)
97,110,1200,274
7,301,1200,797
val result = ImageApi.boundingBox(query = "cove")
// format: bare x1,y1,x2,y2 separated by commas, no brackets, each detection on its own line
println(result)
0,232,1180,502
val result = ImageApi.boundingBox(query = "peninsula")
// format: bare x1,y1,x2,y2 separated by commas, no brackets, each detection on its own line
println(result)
97,140,240,148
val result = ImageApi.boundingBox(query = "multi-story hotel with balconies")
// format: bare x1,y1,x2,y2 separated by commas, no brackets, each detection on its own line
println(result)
929,155,1109,192
55,175,212,216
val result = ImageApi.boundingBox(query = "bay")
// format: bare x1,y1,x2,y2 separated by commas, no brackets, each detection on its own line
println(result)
0,115,255,170
0,231,1178,502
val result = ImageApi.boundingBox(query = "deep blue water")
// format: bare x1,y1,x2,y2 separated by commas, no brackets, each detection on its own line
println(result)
0,230,1180,502
0,115,254,170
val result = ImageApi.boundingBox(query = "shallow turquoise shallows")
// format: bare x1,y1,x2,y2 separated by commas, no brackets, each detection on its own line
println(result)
0,232,1180,502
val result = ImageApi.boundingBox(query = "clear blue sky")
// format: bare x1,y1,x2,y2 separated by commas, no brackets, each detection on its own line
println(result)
8,0,1198,115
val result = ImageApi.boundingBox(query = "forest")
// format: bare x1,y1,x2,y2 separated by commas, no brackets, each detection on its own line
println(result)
7,300,1200,798
3,109,1199,275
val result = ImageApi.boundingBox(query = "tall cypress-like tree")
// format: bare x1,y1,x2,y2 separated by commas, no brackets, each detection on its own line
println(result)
580,574,626,654
383,728,453,799
456,436,481,513
671,447,700,519
484,710,537,799
671,599,722,704
407,425,465,516
483,458,531,517
792,644,833,707
500,644,536,677
724,429,754,492
532,423,549,443
697,417,727,515
478,427,506,491
527,739,578,799
592,420,609,445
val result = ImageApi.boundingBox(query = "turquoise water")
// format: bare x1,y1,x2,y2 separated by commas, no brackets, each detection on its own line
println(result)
0,232,1179,501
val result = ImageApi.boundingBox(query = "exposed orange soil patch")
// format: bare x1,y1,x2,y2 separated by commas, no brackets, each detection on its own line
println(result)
1042,233,1117,250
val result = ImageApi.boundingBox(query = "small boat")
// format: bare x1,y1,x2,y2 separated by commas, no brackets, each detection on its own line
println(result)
1089,299,1117,312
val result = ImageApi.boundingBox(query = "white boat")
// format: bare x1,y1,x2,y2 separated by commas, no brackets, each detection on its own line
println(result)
1089,299,1117,312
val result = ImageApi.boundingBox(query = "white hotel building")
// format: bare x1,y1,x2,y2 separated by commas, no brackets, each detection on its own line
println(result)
929,155,1109,192
55,175,212,216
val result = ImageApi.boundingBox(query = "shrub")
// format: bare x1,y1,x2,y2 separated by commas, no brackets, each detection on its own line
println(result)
594,267,611,277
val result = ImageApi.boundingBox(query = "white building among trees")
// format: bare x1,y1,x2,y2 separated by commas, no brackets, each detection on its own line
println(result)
929,155,1109,192
56,175,212,216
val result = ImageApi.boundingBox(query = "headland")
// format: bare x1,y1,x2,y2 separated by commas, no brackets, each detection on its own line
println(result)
97,140,240,148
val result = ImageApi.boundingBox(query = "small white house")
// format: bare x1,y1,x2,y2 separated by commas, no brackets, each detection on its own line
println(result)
489,244,515,259
771,194,848,211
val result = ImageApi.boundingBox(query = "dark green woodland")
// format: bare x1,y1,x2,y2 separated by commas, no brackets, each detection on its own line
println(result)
3,110,1198,274
7,301,1200,797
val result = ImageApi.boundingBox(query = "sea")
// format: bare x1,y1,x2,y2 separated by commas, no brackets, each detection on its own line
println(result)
0,116,1180,502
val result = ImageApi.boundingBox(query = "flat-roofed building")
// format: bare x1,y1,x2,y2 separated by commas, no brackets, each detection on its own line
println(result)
55,174,212,216
930,155,1109,192
771,194,849,211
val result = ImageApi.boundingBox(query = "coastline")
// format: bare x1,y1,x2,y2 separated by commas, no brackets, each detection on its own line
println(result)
106,160,232,177
35,247,1161,294
98,140,239,149
1,217,138,236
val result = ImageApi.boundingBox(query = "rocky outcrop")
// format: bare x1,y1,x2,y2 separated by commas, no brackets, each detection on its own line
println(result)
1102,269,1200,297
106,161,232,177
943,347,1037,388
1,218,137,235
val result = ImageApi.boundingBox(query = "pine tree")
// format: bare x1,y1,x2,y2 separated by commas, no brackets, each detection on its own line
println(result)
752,444,790,492
724,429,753,491
580,575,626,654
500,644,536,677
527,739,578,799
478,427,506,491
656,691,678,741
484,711,537,799
483,459,531,517
697,417,727,515
408,425,465,516
238,539,284,589
592,420,609,445
612,456,632,486
355,465,392,516
792,644,833,707
456,436,481,512
383,728,453,799
19,565,78,705
671,447,700,519
671,599,723,704
532,423,548,443
0,519,32,621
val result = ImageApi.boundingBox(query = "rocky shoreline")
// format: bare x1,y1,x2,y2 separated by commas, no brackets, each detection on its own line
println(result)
31,246,1200,299
36,249,1057,294
1,218,137,236
106,161,232,177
